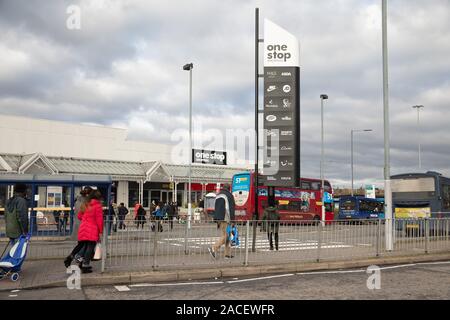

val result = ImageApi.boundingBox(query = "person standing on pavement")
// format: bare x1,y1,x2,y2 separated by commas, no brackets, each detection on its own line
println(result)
117,203,128,230
5,184,29,244
261,199,280,251
208,184,235,259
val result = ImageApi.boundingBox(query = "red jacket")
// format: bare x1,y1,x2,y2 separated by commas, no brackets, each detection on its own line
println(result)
78,199,104,242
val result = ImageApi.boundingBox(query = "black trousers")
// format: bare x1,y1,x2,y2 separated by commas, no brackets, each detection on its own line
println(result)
70,241,85,257
72,241,96,265
267,232,279,250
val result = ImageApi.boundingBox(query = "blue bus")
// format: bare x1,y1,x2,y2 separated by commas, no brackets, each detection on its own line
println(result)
338,196,384,220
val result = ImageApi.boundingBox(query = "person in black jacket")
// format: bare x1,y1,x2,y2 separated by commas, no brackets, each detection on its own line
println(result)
117,203,128,230
208,185,235,259
167,202,176,230
5,184,29,243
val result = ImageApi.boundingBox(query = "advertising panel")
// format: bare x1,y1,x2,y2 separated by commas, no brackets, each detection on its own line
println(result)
262,19,300,187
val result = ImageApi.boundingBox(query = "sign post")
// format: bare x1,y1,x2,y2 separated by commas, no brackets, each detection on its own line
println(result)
261,19,300,188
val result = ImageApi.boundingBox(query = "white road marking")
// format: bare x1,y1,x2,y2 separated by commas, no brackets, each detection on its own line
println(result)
416,261,450,266
161,237,355,251
226,273,295,284
11,290,20,293
114,285,130,292
8,295,18,297
297,270,366,275
114,261,450,291
129,281,224,288
378,264,417,270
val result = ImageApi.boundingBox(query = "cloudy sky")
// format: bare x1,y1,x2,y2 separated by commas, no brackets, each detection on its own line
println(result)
0,0,449,188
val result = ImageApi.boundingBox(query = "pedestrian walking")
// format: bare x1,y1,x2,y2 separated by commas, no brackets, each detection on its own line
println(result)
208,184,235,259
117,203,128,230
167,202,176,230
5,184,29,244
152,202,164,232
135,203,146,229
71,187,92,241
64,190,104,273
261,199,280,251
107,201,119,234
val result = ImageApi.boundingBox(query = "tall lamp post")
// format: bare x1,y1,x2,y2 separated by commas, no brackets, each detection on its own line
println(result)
320,94,328,224
351,129,372,196
183,63,193,229
412,105,424,169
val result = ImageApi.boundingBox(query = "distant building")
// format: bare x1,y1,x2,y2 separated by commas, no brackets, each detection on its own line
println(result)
0,114,245,209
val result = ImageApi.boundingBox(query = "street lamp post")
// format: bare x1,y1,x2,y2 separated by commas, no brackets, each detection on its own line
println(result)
351,129,372,196
412,105,424,169
183,63,193,229
320,94,328,224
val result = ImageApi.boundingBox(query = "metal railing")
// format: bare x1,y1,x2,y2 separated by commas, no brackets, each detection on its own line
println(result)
1,214,450,272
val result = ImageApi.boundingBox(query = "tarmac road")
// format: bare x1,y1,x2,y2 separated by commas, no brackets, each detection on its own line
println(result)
2,261,449,300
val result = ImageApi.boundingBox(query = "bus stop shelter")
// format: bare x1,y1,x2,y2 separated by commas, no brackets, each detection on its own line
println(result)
0,174,112,237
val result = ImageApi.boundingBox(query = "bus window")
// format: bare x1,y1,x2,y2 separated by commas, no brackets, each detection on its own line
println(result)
359,200,369,212
301,181,311,190
442,184,450,210
342,199,356,210
311,182,320,191
278,201,301,211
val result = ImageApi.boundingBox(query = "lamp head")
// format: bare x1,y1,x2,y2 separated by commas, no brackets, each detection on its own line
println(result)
183,63,193,71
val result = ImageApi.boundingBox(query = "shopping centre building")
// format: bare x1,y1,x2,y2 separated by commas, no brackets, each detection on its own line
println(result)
0,114,247,210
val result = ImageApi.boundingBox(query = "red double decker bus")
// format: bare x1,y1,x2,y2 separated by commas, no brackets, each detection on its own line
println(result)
232,172,334,222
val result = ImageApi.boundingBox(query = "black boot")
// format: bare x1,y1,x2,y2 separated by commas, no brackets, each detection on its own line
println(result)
64,255,73,268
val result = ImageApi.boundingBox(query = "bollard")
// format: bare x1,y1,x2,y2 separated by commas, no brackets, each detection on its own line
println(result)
425,218,429,254
244,221,250,266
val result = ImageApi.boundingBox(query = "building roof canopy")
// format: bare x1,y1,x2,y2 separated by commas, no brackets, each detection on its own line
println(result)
0,153,246,184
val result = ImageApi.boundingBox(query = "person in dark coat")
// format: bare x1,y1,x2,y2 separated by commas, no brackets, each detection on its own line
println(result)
135,203,146,229
262,199,280,251
208,185,235,259
5,184,29,243
167,202,176,230
117,203,128,230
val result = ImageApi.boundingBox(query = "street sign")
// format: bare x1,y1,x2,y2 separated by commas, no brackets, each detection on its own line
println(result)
262,19,300,187
192,149,227,165
365,184,376,199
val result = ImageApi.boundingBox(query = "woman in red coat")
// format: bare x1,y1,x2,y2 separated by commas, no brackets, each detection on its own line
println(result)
72,190,104,273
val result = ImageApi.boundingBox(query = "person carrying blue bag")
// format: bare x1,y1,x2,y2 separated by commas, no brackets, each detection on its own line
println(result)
226,223,240,247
